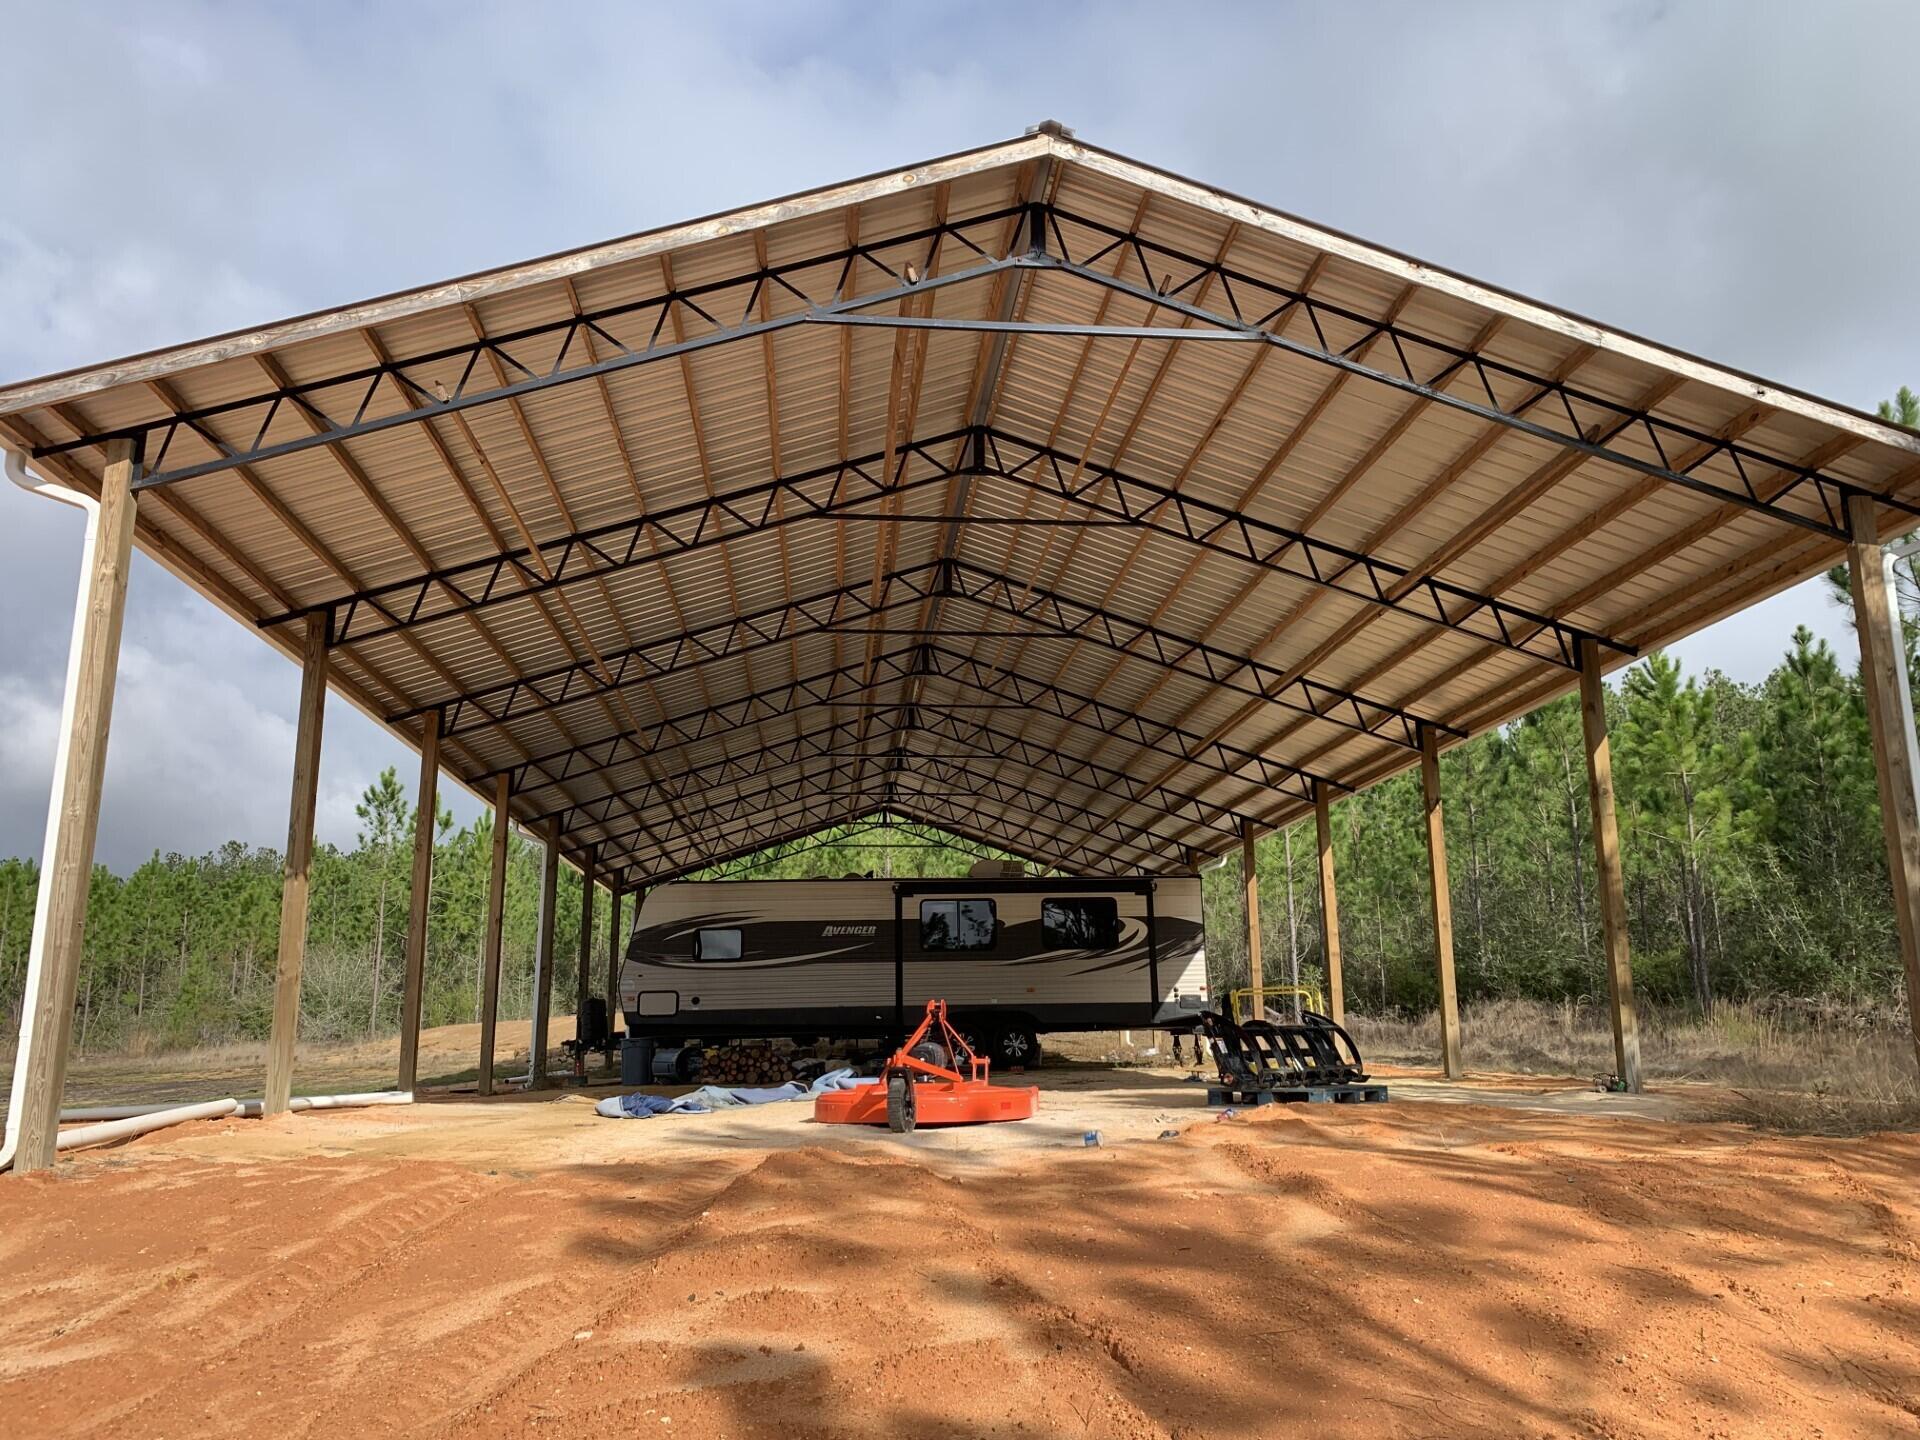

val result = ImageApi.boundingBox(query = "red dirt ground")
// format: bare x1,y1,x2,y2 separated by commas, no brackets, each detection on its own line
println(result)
1,1090,1916,1437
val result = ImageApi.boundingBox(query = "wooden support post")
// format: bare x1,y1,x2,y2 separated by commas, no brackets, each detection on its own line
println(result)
12,439,138,1173
1846,495,1920,1068
1241,820,1263,1018
1420,727,1464,1079
1579,637,1642,1092
1314,784,1345,1027
264,613,327,1115
477,774,510,1097
530,825,559,1088
395,710,440,1094
605,887,623,1066
576,844,597,1046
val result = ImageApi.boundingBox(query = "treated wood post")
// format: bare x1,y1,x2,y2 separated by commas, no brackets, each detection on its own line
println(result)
13,440,138,1173
1314,784,1345,1027
1846,495,1920,1068
395,710,440,1094
576,845,597,1045
1420,726,1464,1079
1241,820,1263,1018
530,825,560,1087
605,886,623,1063
477,774,510,1097
264,613,328,1115
1579,637,1642,1092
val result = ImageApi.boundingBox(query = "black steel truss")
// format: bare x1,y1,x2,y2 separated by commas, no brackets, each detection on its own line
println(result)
407,566,934,738
615,800,1070,889
296,434,973,647
1018,212,1904,540
392,555,1446,750
581,752,1181,872
41,203,1899,542
46,210,1031,489
521,703,1259,844
927,559,1455,745
697,818,1025,880
971,431,1622,669
282,418,1628,669
601,781,1150,882
485,642,1337,806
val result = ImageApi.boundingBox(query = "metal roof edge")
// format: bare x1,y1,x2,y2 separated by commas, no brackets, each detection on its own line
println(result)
1047,134,1920,458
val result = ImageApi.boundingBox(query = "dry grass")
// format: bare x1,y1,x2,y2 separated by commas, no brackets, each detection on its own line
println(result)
1349,997,1920,1135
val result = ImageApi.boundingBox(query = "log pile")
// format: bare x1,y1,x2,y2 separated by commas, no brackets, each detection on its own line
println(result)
698,1041,789,1087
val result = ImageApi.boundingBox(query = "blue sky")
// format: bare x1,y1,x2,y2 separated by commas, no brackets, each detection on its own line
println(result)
0,1,1911,867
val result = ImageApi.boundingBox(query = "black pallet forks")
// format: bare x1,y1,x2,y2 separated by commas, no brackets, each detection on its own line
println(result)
1196,1008,1387,1105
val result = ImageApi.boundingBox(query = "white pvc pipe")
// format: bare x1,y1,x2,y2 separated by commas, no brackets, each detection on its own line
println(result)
63,1090,413,1123
54,1098,240,1155
1,448,101,1175
233,1091,412,1117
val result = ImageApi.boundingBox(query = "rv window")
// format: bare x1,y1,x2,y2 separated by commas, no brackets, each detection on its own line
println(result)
693,927,742,961
1042,897,1121,950
919,899,996,952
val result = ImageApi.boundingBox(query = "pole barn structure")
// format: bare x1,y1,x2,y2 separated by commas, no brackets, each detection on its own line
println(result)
4,122,1920,1172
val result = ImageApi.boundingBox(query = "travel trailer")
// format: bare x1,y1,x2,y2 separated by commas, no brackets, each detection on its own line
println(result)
618,872,1208,1066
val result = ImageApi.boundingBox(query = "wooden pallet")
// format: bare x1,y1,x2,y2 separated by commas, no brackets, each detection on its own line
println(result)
1207,1083,1389,1106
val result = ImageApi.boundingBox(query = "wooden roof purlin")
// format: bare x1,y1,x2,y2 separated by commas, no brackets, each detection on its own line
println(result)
4,121,1918,884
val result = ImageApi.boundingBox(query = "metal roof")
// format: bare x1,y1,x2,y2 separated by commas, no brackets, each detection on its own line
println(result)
6,121,1919,886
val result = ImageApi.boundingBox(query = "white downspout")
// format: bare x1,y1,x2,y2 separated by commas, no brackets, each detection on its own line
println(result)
2,447,101,1173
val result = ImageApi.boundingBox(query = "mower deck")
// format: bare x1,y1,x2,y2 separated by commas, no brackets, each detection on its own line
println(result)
813,1078,1038,1127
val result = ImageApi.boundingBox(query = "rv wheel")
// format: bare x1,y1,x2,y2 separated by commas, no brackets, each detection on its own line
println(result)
993,1026,1041,1069
886,1074,916,1134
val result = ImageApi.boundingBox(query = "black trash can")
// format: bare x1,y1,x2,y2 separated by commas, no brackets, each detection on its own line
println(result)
620,1035,657,1087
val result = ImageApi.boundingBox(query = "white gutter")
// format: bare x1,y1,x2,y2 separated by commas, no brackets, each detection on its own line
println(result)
2,447,100,1174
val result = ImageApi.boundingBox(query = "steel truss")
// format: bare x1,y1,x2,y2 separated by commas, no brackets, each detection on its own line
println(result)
621,799,1079,890
45,210,1031,488
42,205,1898,542
600,780,1154,882
582,752,1183,870
393,555,1444,749
698,818,1030,880
1015,211,1904,540
290,417,1626,672
521,703,1260,844
487,642,1337,806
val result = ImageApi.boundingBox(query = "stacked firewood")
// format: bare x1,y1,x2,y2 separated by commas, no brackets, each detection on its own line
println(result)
698,1041,789,1087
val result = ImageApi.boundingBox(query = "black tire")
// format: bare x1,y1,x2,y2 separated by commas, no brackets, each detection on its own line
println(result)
992,1026,1041,1069
886,1073,916,1133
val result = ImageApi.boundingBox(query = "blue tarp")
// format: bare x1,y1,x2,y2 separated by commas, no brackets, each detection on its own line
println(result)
595,1067,872,1119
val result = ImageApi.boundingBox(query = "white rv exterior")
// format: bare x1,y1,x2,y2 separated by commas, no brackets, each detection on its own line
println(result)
619,875,1208,1063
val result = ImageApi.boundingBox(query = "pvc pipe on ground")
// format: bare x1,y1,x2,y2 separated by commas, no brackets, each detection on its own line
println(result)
234,1091,412,1117
62,1091,413,1123
53,1099,240,1155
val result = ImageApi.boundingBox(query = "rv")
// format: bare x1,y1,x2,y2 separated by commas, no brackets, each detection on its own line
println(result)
618,872,1209,1066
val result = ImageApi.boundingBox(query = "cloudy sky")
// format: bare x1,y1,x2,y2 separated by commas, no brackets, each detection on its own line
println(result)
2,1,1914,869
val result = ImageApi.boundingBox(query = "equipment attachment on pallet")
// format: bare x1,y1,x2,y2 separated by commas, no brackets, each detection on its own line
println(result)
1196,1008,1386,1104
813,999,1039,1132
